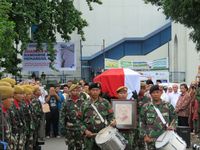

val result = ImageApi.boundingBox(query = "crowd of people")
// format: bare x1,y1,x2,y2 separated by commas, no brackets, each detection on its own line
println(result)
1,76,200,150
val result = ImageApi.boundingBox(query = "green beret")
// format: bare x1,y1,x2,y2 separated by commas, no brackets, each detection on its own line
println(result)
89,83,101,90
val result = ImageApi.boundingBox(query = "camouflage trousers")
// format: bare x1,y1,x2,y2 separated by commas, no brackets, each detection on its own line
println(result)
16,133,26,150
146,142,156,150
120,129,141,150
7,136,17,150
83,137,100,150
65,129,83,150
25,132,34,150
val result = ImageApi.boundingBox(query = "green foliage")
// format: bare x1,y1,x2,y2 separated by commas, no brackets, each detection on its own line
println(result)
0,0,101,75
144,0,200,51
0,0,20,76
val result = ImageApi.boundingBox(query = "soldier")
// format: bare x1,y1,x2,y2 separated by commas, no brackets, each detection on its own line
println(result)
116,86,138,150
13,85,27,150
0,85,17,150
79,83,116,150
60,84,84,150
31,85,43,149
136,82,151,116
135,82,151,150
23,86,34,150
139,85,177,150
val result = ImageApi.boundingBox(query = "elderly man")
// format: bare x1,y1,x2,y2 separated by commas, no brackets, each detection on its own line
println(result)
168,84,180,108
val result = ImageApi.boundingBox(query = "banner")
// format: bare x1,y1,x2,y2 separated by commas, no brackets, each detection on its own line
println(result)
132,62,150,70
22,43,76,71
152,58,168,70
120,60,133,69
105,58,119,69
141,71,169,83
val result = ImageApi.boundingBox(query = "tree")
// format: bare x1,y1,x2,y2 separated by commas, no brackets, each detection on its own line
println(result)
144,0,200,51
0,0,20,76
0,0,101,75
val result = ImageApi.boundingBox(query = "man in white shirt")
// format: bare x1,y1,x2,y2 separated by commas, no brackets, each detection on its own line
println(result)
168,84,180,108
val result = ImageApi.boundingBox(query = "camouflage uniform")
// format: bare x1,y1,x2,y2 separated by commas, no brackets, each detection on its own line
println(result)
79,97,115,150
9,99,26,150
21,100,34,150
1,105,17,150
136,95,151,149
60,98,83,150
79,92,90,101
139,101,177,150
31,97,43,148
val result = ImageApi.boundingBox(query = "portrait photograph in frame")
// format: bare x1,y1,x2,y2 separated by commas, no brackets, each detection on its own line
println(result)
112,99,137,129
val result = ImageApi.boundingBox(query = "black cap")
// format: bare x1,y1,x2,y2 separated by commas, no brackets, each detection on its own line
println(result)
89,82,101,90
149,85,160,94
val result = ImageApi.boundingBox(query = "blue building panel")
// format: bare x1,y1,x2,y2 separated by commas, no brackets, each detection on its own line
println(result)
89,54,104,70
85,22,172,73
142,34,161,54
124,41,142,55
105,44,124,60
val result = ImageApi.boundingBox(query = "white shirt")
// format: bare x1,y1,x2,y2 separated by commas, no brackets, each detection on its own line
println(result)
161,92,169,103
168,92,180,108
39,86,48,104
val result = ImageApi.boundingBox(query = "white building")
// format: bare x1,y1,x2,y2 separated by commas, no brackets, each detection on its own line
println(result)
21,0,200,84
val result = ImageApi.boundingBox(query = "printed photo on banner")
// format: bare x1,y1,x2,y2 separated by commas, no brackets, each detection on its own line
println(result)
22,42,76,71
55,43,76,70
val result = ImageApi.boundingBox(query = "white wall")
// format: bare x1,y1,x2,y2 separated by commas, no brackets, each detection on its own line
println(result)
78,0,169,56
171,22,200,84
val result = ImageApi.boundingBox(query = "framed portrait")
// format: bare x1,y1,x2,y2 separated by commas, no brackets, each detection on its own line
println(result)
112,100,137,129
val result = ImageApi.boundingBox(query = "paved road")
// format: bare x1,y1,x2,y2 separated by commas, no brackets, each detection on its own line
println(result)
42,137,67,150
41,135,199,150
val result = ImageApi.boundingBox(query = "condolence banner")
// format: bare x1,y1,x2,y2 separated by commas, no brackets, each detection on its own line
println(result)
22,42,76,71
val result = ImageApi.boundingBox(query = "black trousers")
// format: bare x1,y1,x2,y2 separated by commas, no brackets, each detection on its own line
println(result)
178,116,189,126
45,107,59,137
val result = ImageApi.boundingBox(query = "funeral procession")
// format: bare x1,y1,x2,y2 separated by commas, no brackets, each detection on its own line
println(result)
1,0,200,150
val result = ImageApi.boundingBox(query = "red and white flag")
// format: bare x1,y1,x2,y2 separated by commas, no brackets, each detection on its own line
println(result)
93,68,141,98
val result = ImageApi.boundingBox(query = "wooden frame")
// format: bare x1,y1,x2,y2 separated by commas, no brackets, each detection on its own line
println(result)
112,99,137,129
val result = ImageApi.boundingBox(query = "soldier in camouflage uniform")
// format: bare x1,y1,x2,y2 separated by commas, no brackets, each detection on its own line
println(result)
23,87,35,150
136,82,151,115
135,82,151,150
79,83,116,150
31,85,43,149
60,84,84,150
139,85,177,150
13,85,27,150
0,85,17,150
